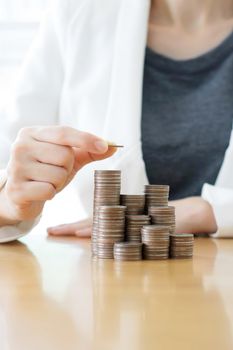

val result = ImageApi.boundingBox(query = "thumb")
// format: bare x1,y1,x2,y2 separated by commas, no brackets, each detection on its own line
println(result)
73,146,117,172
60,145,118,190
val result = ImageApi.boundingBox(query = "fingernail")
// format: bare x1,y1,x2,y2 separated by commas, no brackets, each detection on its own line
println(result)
107,140,116,145
94,140,108,152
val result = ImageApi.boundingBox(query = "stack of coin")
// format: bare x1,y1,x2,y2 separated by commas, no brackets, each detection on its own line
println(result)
144,185,169,211
92,170,121,256
114,242,142,261
141,225,170,260
96,205,126,259
120,195,145,215
148,206,176,234
125,215,151,242
170,234,194,259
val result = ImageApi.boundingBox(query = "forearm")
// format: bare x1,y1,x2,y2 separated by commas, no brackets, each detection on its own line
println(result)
202,184,233,237
170,196,218,234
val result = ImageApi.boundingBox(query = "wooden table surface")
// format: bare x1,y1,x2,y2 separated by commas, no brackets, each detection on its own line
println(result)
0,229,233,350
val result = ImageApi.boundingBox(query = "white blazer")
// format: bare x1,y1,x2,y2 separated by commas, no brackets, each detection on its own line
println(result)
0,0,233,241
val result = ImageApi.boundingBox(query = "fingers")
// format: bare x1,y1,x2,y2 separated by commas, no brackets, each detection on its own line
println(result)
9,152,71,192
47,223,81,236
47,219,92,237
7,180,56,205
31,126,109,154
15,127,118,173
25,162,69,191
31,141,75,172
4,126,118,223
74,226,92,237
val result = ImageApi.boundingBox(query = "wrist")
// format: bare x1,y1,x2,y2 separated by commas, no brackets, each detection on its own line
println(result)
0,185,22,227
0,168,7,191
202,198,218,233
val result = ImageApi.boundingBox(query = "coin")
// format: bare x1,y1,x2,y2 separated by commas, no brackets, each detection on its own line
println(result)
108,145,124,148
148,206,176,234
91,171,193,262
96,242,115,259
125,215,151,242
92,170,121,256
142,225,170,260
144,185,170,211
114,242,142,261
120,195,145,215
170,234,194,259
96,205,126,259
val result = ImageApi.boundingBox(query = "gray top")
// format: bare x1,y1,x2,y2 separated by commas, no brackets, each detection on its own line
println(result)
141,32,233,200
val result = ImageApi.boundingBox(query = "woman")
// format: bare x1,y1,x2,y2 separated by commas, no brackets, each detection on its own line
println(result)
1,0,233,242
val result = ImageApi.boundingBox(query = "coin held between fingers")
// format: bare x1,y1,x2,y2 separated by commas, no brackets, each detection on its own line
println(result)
108,145,124,148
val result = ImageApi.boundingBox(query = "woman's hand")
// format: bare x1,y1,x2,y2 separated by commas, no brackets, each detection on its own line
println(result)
0,126,116,226
47,218,92,237
48,196,218,238
170,196,218,235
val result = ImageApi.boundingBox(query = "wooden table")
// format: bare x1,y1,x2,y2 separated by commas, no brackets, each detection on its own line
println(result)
0,229,233,350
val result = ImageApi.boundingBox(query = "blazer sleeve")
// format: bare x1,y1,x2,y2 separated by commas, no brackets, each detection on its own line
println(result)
0,0,69,241
202,130,233,238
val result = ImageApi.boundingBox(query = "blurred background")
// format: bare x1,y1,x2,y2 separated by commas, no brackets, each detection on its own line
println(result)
0,0,86,231
0,0,48,102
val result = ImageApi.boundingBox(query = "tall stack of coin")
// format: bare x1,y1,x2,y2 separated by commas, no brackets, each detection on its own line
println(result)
114,242,142,261
96,205,126,259
148,206,176,234
120,195,145,215
125,215,151,242
144,185,169,212
170,234,194,259
141,225,170,260
92,170,121,256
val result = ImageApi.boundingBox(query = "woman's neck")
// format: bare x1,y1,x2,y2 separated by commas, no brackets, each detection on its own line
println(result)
150,0,233,30
148,0,233,59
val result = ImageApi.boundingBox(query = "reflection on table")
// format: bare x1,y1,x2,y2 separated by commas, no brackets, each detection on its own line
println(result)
0,231,233,350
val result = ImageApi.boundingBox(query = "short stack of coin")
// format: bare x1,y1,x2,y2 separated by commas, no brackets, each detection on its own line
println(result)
141,225,170,260
92,170,121,256
170,234,194,259
148,206,176,234
96,205,126,259
114,242,142,261
144,185,169,211
125,215,151,242
120,195,145,215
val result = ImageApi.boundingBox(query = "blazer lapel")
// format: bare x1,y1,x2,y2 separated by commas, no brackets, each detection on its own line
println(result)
103,0,150,147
